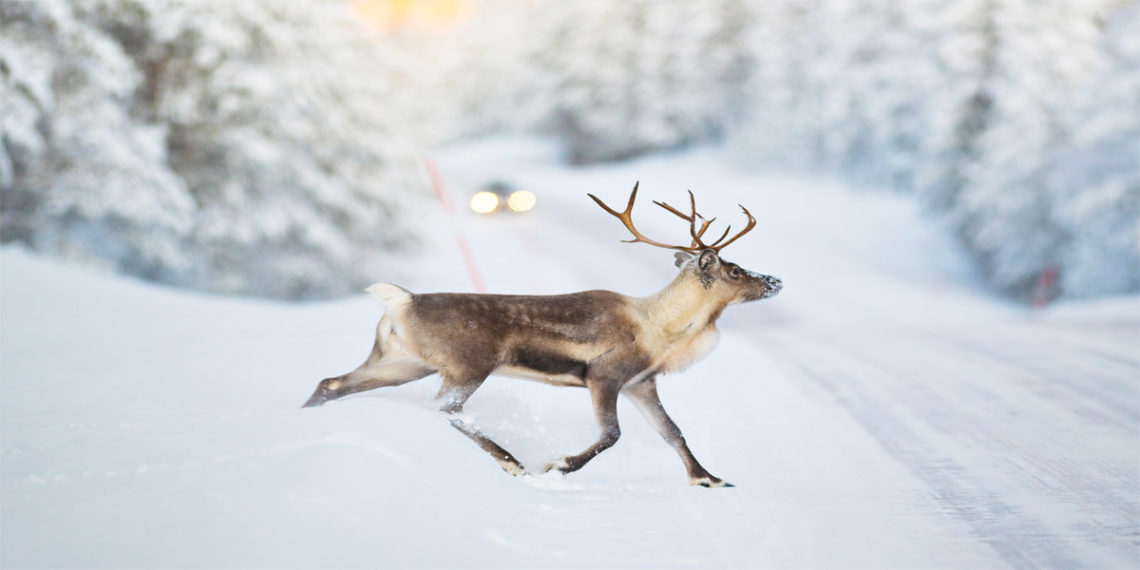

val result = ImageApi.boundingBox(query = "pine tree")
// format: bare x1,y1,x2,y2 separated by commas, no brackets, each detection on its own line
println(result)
1048,2,1140,297
533,0,752,164
913,0,1001,211
730,0,823,171
953,0,1116,298
2,0,429,300
1,0,195,278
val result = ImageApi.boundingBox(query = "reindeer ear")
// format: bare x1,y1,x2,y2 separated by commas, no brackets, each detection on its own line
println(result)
698,249,719,272
674,251,695,268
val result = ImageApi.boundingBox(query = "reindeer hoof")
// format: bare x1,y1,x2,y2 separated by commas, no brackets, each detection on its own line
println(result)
301,393,327,408
544,456,571,474
691,476,734,488
302,378,342,408
497,459,527,477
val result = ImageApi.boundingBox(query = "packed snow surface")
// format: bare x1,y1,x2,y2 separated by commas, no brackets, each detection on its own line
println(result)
3,138,1138,568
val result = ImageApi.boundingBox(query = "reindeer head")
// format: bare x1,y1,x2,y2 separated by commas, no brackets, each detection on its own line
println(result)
589,183,783,305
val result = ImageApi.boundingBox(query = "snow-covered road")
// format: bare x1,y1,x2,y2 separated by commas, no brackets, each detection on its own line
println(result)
3,138,1137,568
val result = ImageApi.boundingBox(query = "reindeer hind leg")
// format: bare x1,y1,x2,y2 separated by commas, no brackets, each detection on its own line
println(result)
436,371,526,476
303,334,435,408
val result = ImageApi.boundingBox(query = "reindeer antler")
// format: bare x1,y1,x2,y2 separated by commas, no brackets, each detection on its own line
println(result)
654,190,756,252
588,183,757,254
588,182,696,252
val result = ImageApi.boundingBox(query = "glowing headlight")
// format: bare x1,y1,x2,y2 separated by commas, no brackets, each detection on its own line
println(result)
470,191,500,214
507,190,536,212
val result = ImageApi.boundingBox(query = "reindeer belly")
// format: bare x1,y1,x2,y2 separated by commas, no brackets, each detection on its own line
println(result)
495,346,590,387
494,365,588,387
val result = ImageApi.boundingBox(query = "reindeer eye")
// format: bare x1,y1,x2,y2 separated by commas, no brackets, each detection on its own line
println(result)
729,266,742,279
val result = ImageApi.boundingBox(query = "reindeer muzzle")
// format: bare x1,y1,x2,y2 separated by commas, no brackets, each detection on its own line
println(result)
764,275,782,298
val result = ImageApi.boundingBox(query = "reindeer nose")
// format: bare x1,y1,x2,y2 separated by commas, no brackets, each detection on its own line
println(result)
765,276,783,295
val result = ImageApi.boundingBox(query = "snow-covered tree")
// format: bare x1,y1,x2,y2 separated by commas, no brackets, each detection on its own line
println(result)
910,0,1002,211
1,0,195,279
951,0,1124,298
726,0,1139,301
824,0,940,190
734,0,940,190
2,0,430,300
524,0,753,164
728,0,820,171
1047,1,1140,298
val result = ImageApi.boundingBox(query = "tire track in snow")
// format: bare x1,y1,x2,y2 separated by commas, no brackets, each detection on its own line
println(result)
766,335,1070,569
919,324,1140,425
907,325,1140,550
897,326,1138,520
751,325,1138,569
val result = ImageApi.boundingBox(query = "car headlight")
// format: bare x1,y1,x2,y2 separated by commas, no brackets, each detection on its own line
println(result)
507,190,536,212
470,191,500,214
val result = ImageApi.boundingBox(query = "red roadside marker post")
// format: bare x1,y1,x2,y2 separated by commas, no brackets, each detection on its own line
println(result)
424,158,488,293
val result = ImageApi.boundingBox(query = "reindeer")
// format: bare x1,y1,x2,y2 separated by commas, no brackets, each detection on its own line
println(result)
302,183,782,487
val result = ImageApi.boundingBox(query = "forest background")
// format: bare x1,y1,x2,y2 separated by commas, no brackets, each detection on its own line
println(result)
2,0,1137,302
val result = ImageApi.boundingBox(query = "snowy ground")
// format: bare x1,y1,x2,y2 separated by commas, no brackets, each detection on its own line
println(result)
2,138,1138,568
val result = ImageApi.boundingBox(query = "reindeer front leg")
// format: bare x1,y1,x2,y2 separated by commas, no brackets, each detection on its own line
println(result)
624,377,733,487
545,378,622,474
